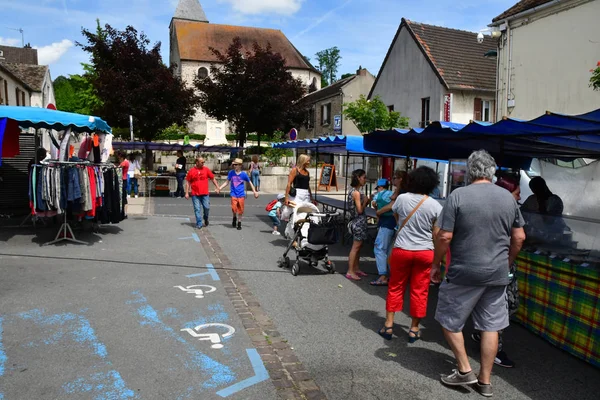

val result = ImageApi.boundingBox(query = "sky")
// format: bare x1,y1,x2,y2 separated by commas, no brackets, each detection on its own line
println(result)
0,0,518,80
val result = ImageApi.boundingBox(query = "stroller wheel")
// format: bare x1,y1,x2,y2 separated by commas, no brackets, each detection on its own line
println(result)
277,256,290,269
326,261,336,274
291,262,300,276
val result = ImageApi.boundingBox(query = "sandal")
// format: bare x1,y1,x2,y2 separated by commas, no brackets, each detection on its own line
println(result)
345,273,361,281
408,329,421,343
356,271,368,277
378,326,393,340
370,279,388,286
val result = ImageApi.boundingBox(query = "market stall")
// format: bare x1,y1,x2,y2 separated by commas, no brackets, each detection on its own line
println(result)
0,106,117,244
112,141,241,197
362,108,600,368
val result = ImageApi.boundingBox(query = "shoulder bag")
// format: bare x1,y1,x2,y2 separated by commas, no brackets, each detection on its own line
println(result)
288,168,298,198
386,195,429,260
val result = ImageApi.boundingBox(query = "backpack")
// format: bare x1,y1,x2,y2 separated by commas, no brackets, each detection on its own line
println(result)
265,199,278,212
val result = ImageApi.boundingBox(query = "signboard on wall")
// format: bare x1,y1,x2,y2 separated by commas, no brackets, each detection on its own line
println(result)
333,115,341,133
443,94,452,122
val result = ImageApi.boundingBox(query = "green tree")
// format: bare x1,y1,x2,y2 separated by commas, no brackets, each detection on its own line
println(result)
340,73,354,80
590,61,600,91
315,47,341,86
195,37,307,149
78,23,199,141
53,68,102,115
343,95,409,133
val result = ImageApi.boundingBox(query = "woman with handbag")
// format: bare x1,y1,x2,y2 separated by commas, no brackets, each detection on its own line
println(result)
284,154,314,206
346,169,371,281
127,153,141,198
249,155,261,192
378,166,442,342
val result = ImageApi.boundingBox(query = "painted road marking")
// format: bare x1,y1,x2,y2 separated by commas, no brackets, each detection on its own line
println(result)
0,316,5,400
216,349,269,398
174,285,217,299
181,323,235,350
128,291,235,390
178,232,200,242
186,264,220,281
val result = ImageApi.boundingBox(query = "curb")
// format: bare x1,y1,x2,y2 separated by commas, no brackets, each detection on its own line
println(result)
197,229,328,400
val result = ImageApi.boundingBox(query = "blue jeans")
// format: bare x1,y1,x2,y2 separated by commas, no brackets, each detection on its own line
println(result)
129,177,138,195
269,215,280,227
251,170,260,190
192,195,210,227
374,226,395,276
176,173,186,197
125,176,131,195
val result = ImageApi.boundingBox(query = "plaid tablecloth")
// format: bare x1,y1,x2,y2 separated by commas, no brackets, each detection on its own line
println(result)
515,252,600,368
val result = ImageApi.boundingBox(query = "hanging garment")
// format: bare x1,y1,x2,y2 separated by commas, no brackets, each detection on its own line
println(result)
59,128,72,161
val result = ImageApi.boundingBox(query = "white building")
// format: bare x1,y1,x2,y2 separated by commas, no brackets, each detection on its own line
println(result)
369,18,498,127
490,0,600,119
169,0,322,145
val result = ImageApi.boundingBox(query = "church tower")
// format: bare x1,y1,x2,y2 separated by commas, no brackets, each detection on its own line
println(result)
173,0,208,23
169,0,208,74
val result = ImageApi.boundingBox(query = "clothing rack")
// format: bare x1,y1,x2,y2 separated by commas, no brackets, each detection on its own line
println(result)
34,160,120,245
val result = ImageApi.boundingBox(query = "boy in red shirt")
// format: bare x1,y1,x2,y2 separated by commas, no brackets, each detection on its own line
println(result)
185,157,220,229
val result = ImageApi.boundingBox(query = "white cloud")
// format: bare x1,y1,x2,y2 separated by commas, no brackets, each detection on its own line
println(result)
219,0,303,16
35,39,74,65
0,37,21,47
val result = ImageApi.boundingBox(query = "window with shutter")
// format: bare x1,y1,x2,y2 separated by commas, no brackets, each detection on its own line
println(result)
473,97,482,121
21,91,25,106
321,103,331,125
4,80,8,105
15,88,20,106
0,78,3,104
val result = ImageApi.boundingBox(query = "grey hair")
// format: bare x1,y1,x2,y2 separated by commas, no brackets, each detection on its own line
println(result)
467,150,497,182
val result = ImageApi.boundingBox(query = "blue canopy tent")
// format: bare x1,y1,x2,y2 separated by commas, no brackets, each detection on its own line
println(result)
363,108,600,165
0,106,112,166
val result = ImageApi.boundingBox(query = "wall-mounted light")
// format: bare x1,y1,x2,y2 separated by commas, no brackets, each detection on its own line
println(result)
476,27,502,43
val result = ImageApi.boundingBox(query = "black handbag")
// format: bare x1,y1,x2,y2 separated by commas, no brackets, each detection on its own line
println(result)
308,221,338,245
288,169,297,197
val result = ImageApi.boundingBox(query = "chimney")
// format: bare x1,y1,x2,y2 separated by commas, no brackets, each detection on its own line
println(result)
356,65,366,76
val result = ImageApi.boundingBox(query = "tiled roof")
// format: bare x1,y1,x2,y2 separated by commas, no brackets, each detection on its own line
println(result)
493,0,554,22
405,19,497,91
0,45,38,65
172,20,316,71
0,62,47,91
174,0,208,23
300,75,356,103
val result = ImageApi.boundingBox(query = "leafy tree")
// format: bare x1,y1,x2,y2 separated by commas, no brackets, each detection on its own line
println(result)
195,37,307,149
340,73,354,80
315,47,341,86
590,61,600,91
53,68,102,115
78,23,199,142
344,95,409,133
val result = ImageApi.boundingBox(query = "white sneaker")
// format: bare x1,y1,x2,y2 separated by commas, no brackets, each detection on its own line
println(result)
127,194,130,199
135,195,138,198
272,231,281,235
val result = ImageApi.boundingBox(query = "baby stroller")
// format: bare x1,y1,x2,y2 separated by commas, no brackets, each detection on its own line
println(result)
277,202,339,276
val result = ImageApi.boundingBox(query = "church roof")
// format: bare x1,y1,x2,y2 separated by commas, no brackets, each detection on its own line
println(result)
172,20,317,72
174,0,208,23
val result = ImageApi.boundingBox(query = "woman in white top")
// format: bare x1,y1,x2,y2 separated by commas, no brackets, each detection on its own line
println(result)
127,153,141,198
378,166,442,342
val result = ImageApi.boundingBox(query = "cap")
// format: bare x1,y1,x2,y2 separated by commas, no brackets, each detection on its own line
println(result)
376,178,389,188
232,158,243,165
277,193,285,200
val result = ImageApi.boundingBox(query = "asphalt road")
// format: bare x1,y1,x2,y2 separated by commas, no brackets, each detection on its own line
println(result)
0,215,278,400
152,194,600,400
2,194,599,400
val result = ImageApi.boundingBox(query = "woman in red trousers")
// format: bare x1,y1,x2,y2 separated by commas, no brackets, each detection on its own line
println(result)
378,166,443,342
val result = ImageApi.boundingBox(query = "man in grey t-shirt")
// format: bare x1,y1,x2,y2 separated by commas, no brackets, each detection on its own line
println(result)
431,150,526,397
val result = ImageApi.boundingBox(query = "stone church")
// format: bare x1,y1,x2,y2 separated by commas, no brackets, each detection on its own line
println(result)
169,0,322,145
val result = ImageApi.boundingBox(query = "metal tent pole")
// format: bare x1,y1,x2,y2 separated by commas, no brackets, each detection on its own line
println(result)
343,151,350,244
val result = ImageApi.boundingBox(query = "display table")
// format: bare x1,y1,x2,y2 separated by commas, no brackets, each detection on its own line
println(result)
515,251,600,367
139,175,177,197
